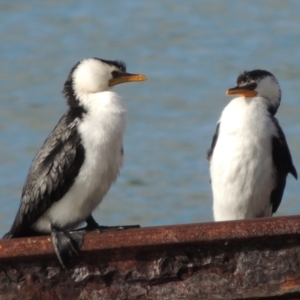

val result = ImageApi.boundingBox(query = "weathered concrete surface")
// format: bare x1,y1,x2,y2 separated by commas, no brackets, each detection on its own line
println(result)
1,216,300,299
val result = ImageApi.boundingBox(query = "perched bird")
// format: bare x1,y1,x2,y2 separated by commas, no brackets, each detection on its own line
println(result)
208,69,297,221
3,57,147,266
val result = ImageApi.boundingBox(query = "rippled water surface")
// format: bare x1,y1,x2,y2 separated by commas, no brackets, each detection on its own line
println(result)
1,1,300,236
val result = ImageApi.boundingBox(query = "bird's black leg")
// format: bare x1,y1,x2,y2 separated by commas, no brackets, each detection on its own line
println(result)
73,215,101,232
76,214,140,232
51,225,84,268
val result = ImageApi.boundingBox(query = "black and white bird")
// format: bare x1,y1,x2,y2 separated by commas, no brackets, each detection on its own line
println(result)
208,69,297,221
3,57,147,266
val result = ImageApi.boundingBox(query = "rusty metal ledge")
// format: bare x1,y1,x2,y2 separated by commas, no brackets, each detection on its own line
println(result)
1,215,300,299
1,215,300,259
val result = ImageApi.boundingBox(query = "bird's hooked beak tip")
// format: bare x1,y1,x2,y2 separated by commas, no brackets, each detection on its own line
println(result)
109,74,147,87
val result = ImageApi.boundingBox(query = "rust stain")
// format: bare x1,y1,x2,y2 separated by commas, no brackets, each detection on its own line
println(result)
280,277,300,290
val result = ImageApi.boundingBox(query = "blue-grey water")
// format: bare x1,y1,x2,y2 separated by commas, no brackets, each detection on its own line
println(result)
1,1,300,237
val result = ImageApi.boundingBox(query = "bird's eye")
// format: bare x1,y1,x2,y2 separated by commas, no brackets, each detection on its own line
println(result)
247,82,257,90
111,71,121,78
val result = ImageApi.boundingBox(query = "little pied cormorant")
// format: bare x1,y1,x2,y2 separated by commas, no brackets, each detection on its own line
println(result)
208,69,297,221
3,57,147,266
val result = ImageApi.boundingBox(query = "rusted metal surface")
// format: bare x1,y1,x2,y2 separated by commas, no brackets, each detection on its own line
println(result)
1,216,300,299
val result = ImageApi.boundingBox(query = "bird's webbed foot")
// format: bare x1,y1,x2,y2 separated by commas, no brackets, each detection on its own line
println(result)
51,225,84,268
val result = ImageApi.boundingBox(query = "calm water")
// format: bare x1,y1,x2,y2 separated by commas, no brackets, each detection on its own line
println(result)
1,1,300,237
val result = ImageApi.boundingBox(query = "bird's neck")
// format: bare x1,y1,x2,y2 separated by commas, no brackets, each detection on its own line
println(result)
81,91,126,116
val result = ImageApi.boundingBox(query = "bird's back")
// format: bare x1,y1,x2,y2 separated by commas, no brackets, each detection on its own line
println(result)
3,109,85,238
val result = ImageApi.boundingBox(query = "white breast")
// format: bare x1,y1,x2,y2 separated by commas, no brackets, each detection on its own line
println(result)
210,97,277,221
32,91,126,232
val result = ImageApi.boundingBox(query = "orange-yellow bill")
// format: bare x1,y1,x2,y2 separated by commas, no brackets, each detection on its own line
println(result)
109,74,147,87
226,88,257,97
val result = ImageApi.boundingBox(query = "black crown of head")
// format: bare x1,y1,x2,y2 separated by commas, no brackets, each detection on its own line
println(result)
94,58,126,72
237,69,274,85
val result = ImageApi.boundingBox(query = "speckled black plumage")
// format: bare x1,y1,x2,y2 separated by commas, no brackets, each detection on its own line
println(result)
3,107,86,238
270,117,297,213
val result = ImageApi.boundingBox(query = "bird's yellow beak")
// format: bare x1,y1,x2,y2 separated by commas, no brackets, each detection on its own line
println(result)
226,87,257,97
109,73,147,87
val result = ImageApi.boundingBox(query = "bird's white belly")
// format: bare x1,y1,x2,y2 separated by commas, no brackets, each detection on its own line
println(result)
211,98,276,221
32,106,125,232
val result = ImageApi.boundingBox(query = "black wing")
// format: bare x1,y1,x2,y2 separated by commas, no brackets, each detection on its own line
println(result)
4,108,85,238
207,123,220,161
270,117,297,214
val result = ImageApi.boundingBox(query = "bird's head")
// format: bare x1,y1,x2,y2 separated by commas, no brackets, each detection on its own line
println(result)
63,57,147,108
226,69,281,115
